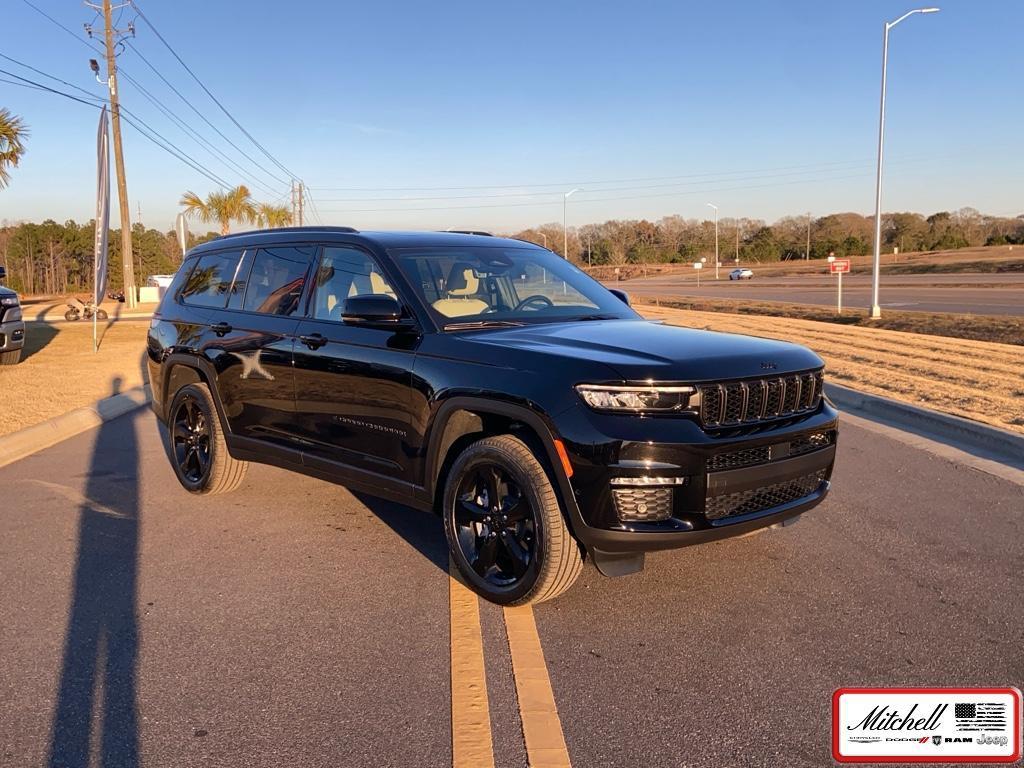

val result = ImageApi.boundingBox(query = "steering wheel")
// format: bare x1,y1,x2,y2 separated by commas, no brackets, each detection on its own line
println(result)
513,294,555,312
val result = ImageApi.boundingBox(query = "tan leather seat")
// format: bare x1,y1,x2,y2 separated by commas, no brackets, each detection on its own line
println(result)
432,263,489,317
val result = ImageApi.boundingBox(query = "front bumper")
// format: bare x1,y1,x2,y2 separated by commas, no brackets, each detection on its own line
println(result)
0,317,26,352
556,400,839,558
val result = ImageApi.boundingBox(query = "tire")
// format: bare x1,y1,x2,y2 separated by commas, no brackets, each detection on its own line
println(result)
443,435,583,605
64,309,79,321
96,309,108,320
0,349,21,365
167,382,248,494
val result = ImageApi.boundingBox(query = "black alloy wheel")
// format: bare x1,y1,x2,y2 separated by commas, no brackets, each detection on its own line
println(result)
453,463,537,587
172,394,211,485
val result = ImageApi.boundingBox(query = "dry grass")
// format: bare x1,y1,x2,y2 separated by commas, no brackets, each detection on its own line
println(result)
638,304,1024,435
645,296,1024,346
0,321,149,436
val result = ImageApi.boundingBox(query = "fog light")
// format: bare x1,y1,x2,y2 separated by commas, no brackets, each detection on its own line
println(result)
612,487,674,522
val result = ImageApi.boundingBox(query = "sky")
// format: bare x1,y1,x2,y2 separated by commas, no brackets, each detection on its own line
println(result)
1,0,1021,234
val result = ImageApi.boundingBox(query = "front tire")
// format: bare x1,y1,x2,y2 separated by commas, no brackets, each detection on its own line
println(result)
0,349,21,365
167,382,248,494
96,309,109,320
443,435,582,605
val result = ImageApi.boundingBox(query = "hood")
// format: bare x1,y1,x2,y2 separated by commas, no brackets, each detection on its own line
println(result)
462,319,823,382
0,286,15,298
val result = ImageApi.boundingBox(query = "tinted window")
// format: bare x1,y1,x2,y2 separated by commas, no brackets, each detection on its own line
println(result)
179,250,243,308
311,246,396,322
242,246,315,316
226,249,254,311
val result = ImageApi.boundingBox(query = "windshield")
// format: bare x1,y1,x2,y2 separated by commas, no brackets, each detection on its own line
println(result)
391,245,638,328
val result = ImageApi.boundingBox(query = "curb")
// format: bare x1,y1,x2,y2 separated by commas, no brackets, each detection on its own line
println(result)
825,382,1024,471
0,384,152,469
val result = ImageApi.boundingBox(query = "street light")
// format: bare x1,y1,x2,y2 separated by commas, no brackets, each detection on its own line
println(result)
563,188,582,259
870,7,940,318
706,202,719,279
535,231,548,248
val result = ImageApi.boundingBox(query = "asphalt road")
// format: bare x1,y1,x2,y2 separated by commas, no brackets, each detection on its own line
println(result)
1,408,1022,767
618,272,1024,316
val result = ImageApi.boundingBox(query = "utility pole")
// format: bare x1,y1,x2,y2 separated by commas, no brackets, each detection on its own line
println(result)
806,212,812,260
291,180,305,226
735,224,740,263
87,0,137,308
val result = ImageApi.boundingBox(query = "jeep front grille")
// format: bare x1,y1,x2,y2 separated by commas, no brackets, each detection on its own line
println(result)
705,470,827,521
697,370,823,428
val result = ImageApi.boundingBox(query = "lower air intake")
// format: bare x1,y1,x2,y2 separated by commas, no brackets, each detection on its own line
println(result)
612,487,673,522
705,470,827,521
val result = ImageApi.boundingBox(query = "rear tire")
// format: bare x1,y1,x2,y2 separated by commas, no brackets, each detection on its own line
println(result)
64,309,79,321
167,382,248,494
443,435,583,605
0,349,21,365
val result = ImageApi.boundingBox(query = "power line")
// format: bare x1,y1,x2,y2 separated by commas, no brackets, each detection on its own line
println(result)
17,0,287,196
122,40,289,188
0,66,233,189
129,0,299,182
315,172,875,214
305,158,881,193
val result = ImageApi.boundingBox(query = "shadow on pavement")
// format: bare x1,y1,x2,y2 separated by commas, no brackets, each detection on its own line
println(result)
352,491,450,572
48,376,140,768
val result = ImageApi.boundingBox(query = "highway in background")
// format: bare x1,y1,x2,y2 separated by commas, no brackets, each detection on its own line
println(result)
617,271,1024,315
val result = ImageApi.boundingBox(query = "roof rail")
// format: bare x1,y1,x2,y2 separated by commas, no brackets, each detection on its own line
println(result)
217,225,359,238
442,229,493,236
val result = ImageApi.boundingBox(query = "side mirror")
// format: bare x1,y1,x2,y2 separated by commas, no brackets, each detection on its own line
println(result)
608,288,630,306
342,294,416,330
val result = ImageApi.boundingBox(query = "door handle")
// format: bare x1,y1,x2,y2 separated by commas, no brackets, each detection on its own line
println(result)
211,321,232,337
299,333,328,350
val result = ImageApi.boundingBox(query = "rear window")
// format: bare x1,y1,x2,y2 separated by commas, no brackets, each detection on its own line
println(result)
179,250,244,309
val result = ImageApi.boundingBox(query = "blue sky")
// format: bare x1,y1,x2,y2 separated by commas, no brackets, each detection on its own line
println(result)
1,0,1021,233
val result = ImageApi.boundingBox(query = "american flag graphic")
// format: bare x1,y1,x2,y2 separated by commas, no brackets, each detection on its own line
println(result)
954,702,1007,731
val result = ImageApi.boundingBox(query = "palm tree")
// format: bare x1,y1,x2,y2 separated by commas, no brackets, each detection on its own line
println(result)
0,109,28,189
179,185,255,235
255,202,292,229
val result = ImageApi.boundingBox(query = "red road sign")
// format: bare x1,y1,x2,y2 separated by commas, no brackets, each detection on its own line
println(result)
830,259,851,274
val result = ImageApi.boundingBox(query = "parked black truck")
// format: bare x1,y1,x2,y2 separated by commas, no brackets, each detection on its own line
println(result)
147,228,838,604
0,265,26,365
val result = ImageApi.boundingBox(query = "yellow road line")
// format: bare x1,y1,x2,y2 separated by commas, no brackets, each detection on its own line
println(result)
503,606,572,768
449,569,496,768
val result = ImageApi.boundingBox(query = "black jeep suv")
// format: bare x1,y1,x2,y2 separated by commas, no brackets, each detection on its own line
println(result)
147,228,837,604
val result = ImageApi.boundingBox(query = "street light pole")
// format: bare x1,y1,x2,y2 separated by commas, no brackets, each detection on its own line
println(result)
870,7,940,318
563,188,582,259
706,202,719,279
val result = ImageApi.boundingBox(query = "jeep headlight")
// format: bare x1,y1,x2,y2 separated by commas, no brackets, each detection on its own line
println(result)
0,296,19,307
575,384,698,413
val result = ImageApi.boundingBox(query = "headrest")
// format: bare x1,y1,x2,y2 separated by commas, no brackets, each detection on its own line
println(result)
446,262,479,296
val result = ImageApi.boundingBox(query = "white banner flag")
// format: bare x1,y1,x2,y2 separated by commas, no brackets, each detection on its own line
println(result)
94,106,110,306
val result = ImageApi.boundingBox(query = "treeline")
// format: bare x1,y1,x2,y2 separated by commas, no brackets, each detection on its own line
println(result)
0,220,217,295
512,207,1024,265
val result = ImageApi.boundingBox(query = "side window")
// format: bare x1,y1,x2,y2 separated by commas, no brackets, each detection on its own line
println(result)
179,250,243,308
160,255,199,308
226,249,254,311
311,246,396,322
242,246,315,316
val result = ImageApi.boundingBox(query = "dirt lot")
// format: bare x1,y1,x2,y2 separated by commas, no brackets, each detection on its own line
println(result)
0,321,148,436
639,303,1024,434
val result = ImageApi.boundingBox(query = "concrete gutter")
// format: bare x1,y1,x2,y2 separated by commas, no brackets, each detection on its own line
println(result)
825,382,1024,474
0,385,152,469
